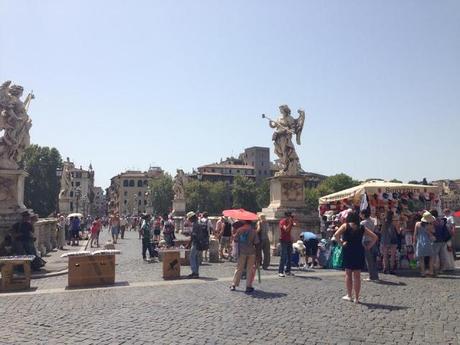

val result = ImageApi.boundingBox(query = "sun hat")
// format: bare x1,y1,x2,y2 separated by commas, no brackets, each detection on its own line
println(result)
186,211,196,219
421,211,435,223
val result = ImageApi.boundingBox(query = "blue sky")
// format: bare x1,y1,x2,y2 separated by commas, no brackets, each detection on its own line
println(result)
1,1,459,188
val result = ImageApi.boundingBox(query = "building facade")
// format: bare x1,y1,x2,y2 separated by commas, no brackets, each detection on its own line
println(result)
191,159,256,184
108,167,164,215
92,187,106,217
59,160,95,216
240,146,272,183
432,179,460,211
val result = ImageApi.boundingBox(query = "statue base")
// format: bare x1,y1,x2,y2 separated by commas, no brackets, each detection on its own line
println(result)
0,170,31,253
59,197,72,214
172,199,186,217
261,175,319,246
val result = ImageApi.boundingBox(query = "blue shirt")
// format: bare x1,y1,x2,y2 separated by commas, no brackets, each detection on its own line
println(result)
301,231,317,240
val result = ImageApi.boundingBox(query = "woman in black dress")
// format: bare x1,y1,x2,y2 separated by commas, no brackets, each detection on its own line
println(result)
334,211,378,303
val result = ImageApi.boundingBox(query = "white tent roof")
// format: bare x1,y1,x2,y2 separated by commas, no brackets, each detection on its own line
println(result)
319,181,440,205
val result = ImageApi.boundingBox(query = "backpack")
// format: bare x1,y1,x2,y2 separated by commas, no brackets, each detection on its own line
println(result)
195,222,210,251
434,219,451,243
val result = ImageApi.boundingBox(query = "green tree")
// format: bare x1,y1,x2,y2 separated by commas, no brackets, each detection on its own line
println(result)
389,179,403,183
232,176,258,212
149,174,174,216
256,179,270,209
185,180,230,215
19,145,62,217
304,173,360,213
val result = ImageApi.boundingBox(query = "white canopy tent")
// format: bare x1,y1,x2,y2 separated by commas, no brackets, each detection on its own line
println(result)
319,181,440,205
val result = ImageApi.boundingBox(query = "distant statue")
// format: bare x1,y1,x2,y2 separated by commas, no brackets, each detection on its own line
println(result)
263,105,305,176
173,169,187,200
0,80,34,170
59,162,72,198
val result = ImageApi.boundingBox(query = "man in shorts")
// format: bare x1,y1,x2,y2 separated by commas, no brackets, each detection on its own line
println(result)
300,231,319,268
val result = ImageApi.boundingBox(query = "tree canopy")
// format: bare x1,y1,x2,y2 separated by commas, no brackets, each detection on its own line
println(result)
232,176,258,212
305,173,360,212
149,174,174,216
19,145,62,217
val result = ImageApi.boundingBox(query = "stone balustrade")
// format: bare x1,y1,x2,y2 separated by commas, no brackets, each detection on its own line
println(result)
33,218,58,256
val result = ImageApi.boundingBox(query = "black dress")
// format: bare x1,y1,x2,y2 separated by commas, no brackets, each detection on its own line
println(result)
342,224,365,270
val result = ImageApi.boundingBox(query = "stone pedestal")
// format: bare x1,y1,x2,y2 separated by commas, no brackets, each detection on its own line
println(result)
59,197,71,214
172,199,186,216
261,176,319,246
0,170,30,249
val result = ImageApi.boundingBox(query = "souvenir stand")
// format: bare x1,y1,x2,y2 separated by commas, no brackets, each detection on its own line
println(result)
319,181,441,269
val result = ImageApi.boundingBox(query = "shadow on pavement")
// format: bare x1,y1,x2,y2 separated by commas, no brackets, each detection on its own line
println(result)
360,302,409,311
248,290,287,299
377,280,406,286
65,281,130,290
293,275,322,281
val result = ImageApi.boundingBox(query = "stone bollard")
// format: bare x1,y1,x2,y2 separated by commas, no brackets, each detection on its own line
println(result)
209,237,219,263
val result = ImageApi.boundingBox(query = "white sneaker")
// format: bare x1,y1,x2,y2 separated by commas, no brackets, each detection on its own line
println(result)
279,273,285,277
342,295,352,302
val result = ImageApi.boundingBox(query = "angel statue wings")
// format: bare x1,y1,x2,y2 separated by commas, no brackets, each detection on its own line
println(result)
0,80,34,170
263,105,305,176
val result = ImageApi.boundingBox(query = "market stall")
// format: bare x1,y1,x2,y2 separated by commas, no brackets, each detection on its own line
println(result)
318,181,441,270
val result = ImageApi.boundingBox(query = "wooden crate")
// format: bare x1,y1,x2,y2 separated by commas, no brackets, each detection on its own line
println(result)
0,259,32,292
68,255,115,288
161,250,180,280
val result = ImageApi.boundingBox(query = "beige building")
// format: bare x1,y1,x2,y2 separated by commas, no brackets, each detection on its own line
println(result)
108,167,164,215
59,160,95,216
92,187,106,217
432,179,460,211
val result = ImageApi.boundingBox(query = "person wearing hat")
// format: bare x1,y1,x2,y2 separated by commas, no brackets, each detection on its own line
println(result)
414,211,435,277
186,211,205,278
256,214,271,270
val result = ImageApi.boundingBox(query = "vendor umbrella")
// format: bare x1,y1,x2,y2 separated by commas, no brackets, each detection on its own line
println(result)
222,209,259,221
67,213,83,218
453,210,460,217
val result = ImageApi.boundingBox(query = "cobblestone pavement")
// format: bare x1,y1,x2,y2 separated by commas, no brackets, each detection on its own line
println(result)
1,230,459,345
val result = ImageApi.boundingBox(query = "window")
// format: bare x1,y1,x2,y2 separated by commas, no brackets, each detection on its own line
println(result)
259,170,262,175
70,202,73,212
229,169,232,174
70,191,74,197
237,170,240,173
71,182,74,187
138,191,142,197
75,181,81,187
137,180,143,187
138,200,141,206
129,180,135,187
144,200,147,205
124,191,128,196
264,170,267,175
123,180,129,187
261,162,264,166
211,169,215,173
76,172,82,178
143,180,148,186
124,200,127,205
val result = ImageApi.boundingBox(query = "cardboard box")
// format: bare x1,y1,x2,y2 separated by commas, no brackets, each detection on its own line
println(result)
162,250,180,280
68,255,115,288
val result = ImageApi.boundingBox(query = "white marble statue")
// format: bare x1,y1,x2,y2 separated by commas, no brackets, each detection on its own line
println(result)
59,162,72,198
0,81,34,170
173,169,187,200
263,105,305,176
